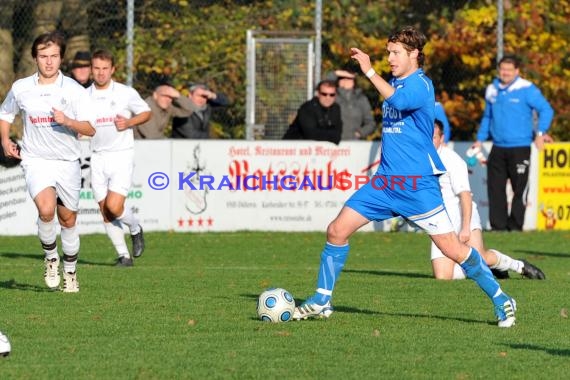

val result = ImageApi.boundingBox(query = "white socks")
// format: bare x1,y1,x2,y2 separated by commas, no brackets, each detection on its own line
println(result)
38,218,58,260
104,221,130,258
489,249,524,274
61,225,80,273
117,207,140,235
452,264,467,280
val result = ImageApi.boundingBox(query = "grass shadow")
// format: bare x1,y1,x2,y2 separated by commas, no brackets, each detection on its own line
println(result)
344,268,432,279
241,293,489,326
0,278,55,292
513,249,570,259
334,305,491,325
507,343,570,357
0,251,113,266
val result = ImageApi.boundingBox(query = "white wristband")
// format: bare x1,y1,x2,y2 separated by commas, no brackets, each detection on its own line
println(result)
365,68,376,79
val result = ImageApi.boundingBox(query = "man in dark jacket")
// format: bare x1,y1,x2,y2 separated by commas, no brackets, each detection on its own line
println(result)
171,84,230,139
283,79,342,144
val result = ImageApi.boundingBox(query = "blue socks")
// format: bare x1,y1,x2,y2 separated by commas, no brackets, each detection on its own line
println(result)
309,244,508,308
460,247,509,306
312,242,349,305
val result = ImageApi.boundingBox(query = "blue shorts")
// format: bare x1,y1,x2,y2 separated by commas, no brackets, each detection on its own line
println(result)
345,174,445,223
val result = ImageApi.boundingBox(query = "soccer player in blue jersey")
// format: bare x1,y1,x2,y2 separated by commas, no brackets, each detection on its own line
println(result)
292,26,517,327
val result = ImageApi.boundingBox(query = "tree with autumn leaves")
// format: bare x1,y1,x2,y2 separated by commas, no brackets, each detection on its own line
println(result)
426,1,570,140
0,0,568,140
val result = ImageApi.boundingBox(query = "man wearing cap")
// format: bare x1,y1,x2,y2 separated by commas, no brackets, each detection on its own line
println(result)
70,51,93,88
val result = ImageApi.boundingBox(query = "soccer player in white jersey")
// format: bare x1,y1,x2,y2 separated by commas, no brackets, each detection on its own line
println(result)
0,31,96,293
88,49,151,266
430,119,545,280
293,26,517,327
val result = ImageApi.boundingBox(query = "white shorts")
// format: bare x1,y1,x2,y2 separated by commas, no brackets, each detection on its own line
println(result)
409,207,455,235
430,201,482,260
21,157,81,211
90,150,134,202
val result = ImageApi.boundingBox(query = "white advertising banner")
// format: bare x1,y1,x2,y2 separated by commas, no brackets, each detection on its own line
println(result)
168,140,381,232
76,140,172,234
0,165,38,233
0,140,538,235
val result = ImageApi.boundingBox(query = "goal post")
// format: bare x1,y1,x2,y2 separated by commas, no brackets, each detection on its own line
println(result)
246,30,314,140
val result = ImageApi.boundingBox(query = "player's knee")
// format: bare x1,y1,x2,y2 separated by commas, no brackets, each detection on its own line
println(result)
326,221,347,243
104,203,123,220
58,216,77,229
37,213,55,223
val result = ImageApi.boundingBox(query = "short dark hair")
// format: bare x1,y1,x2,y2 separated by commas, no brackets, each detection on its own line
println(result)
498,54,520,69
388,26,427,67
91,49,115,67
31,31,66,59
434,119,444,135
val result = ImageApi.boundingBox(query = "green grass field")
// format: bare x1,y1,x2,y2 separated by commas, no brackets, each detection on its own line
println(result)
0,230,569,379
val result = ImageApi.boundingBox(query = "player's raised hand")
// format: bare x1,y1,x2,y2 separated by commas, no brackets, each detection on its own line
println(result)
350,48,372,74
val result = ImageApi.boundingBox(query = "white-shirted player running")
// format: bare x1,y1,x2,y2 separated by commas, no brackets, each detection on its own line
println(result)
0,31,96,292
87,50,151,267
88,49,151,266
431,119,545,280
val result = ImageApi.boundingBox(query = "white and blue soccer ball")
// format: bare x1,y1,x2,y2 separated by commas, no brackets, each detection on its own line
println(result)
257,288,295,323
0,331,11,357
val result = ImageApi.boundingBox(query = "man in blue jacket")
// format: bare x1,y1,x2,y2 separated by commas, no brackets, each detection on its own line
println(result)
473,54,553,231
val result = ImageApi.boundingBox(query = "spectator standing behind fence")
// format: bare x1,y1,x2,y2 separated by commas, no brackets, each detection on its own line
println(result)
0,31,96,293
133,84,193,139
328,69,376,140
69,51,93,88
282,79,342,145
171,83,230,139
474,54,554,231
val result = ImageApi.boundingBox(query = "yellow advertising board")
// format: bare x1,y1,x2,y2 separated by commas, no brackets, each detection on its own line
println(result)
537,142,570,230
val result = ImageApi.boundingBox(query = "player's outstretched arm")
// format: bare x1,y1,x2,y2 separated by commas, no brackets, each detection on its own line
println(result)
350,47,394,100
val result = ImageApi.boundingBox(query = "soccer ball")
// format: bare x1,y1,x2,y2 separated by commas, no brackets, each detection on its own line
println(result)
0,331,11,357
257,288,295,323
